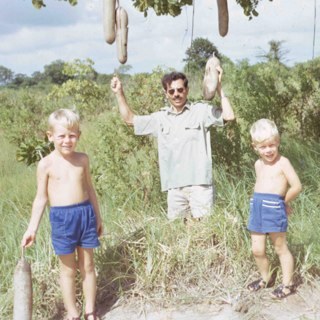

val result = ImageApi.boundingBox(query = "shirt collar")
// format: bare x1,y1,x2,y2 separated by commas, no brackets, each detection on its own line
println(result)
162,101,191,115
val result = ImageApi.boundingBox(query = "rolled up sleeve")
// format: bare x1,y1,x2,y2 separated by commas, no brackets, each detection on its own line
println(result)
205,105,224,128
133,114,158,137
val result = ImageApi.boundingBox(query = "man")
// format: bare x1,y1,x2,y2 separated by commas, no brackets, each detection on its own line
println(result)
110,67,235,221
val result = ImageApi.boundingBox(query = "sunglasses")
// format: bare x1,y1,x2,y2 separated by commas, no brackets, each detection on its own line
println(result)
167,87,185,95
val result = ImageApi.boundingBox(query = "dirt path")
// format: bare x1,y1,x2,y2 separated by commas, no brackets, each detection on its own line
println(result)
100,282,320,320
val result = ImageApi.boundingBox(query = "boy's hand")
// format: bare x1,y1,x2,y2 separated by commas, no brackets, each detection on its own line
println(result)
21,231,36,248
285,204,293,216
96,217,103,237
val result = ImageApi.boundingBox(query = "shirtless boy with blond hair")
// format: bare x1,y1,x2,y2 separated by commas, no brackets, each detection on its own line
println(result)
247,118,302,299
21,109,102,320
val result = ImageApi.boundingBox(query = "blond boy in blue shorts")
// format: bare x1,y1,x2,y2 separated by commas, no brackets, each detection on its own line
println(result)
21,109,102,320
247,119,302,299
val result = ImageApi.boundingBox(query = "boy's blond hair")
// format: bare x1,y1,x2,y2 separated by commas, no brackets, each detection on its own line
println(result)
48,109,80,131
250,119,279,144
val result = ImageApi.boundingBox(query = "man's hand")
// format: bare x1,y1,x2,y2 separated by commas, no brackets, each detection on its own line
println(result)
110,74,134,124
216,66,224,96
216,65,223,83
110,76,122,94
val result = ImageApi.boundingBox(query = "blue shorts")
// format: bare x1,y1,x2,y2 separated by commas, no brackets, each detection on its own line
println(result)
50,200,100,255
247,193,287,234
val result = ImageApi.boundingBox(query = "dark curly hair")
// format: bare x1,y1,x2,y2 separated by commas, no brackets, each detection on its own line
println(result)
161,72,188,90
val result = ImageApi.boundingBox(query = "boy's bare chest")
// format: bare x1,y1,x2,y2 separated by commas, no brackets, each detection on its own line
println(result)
49,162,85,183
257,164,284,180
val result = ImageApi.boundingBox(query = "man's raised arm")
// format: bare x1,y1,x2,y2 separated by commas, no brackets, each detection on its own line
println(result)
110,76,135,126
216,67,235,122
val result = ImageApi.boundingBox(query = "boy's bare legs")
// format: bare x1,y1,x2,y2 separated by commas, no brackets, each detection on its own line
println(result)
269,232,294,287
251,232,272,283
59,253,80,319
77,247,98,318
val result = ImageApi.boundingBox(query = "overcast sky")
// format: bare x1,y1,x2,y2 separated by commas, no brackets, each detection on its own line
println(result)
1,0,319,75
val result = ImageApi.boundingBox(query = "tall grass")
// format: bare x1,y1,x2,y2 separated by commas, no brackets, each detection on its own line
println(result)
1,126,319,319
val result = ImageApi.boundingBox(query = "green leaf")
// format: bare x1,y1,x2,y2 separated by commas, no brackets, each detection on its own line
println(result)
252,9,259,17
68,0,78,6
32,0,46,9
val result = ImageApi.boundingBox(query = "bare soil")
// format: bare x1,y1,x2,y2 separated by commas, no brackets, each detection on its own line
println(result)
99,282,320,320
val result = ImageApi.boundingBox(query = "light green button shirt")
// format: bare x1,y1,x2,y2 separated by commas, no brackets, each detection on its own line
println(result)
133,101,224,191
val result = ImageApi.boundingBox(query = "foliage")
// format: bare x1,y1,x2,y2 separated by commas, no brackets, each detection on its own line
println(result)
131,0,193,17
0,65,14,85
16,138,53,166
32,0,77,9
183,38,221,73
226,60,294,137
1,54,320,170
114,64,133,75
235,0,266,19
1,60,86,89
43,59,73,85
211,121,246,175
8,73,47,88
10,73,30,87
287,58,320,140
0,88,50,144
0,59,110,166
1,60,77,89
48,58,106,117
3,60,69,88
257,40,289,64
30,0,271,19
94,69,166,208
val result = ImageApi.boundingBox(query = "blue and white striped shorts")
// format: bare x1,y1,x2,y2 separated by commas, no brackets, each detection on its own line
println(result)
247,193,287,233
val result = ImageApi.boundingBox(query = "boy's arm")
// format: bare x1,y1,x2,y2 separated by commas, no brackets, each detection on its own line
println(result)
216,66,235,122
110,76,135,126
84,154,103,237
281,157,302,208
254,159,261,177
21,160,49,247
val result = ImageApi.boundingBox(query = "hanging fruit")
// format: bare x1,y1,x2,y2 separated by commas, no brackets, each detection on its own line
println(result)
116,7,129,64
203,52,221,100
217,0,229,37
103,0,116,44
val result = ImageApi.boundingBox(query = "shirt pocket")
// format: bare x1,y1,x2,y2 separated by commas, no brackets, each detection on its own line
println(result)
185,121,201,140
185,119,201,130
159,124,171,146
160,123,170,135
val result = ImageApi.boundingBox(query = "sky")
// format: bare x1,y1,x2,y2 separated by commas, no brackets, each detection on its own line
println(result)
0,0,319,76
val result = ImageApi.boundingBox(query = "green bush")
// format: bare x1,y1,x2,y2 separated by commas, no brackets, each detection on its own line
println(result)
93,70,167,209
